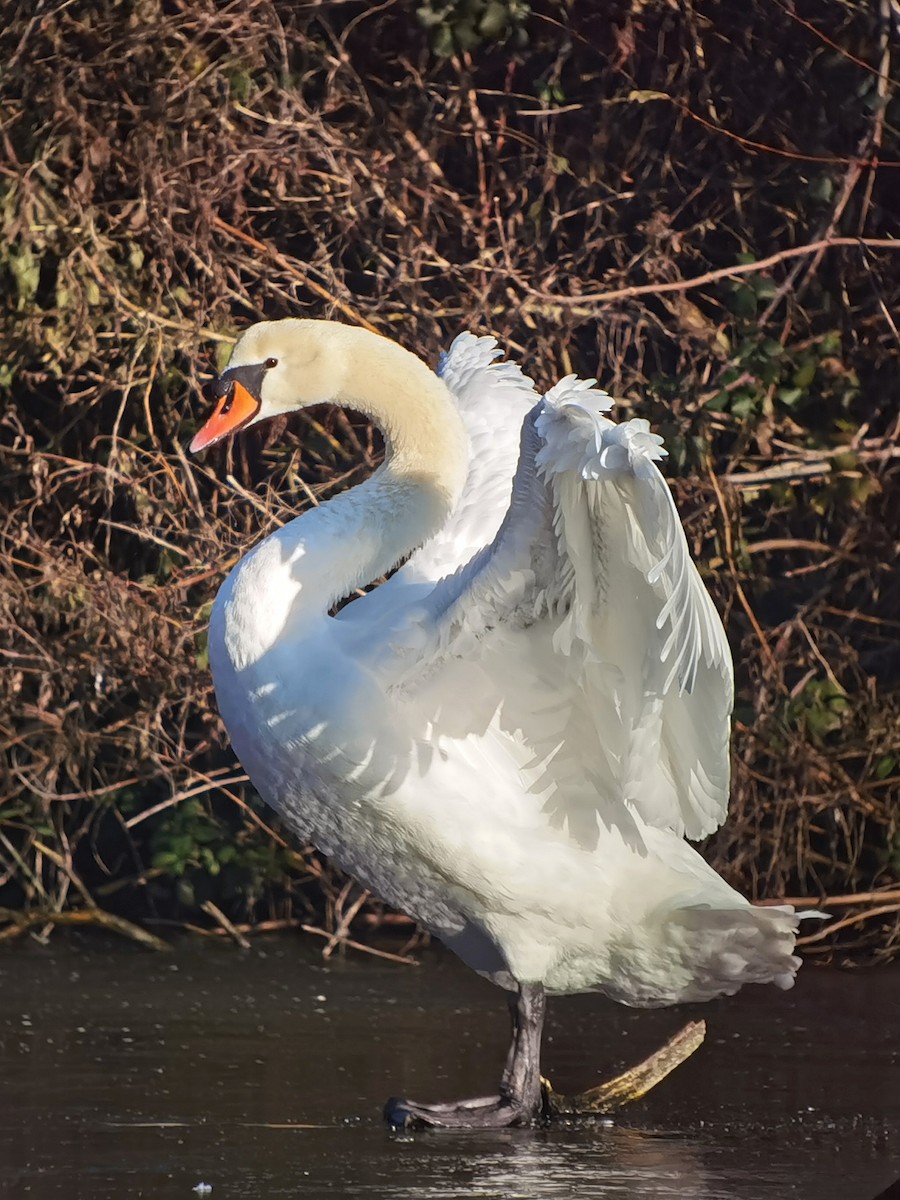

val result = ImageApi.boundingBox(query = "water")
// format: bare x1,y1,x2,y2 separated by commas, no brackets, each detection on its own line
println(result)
0,935,898,1199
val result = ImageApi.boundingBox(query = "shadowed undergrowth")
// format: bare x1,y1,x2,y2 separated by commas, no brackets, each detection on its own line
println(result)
1,0,898,960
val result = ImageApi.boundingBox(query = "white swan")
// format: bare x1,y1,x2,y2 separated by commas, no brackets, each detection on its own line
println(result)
190,318,807,1128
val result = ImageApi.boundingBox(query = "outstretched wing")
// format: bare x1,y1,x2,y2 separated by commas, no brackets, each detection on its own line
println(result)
400,332,539,582
401,376,734,845
342,332,538,630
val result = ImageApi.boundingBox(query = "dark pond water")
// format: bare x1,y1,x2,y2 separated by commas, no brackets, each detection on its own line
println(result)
0,934,897,1200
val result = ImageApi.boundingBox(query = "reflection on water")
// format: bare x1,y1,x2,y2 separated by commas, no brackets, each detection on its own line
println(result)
384,1128,716,1199
0,936,897,1200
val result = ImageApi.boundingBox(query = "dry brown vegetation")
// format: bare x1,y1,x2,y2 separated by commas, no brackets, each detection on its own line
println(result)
1,0,898,960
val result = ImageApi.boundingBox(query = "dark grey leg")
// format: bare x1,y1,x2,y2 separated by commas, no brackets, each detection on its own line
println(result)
501,981,544,1110
384,981,545,1130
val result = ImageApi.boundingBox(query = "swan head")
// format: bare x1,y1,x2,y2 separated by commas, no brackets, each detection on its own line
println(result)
190,319,352,453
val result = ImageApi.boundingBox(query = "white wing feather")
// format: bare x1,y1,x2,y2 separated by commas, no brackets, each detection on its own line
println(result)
402,332,539,582
400,374,734,845
342,332,537,627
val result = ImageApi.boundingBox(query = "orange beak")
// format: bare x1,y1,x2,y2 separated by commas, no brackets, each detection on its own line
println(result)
189,376,261,453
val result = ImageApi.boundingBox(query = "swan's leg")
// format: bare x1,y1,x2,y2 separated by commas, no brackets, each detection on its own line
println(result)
541,1019,706,1117
499,986,524,1091
384,982,545,1130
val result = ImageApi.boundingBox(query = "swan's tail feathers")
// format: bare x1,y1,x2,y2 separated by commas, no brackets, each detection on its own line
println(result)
667,902,826,1004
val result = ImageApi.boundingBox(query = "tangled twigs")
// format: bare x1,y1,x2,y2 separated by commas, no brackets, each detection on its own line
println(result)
211,216,381,334
797,905,900,949
0,0,897,957
518,238,899,308
759,889,900,952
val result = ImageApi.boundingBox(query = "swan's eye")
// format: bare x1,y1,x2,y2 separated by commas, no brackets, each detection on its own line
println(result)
264,357,278,370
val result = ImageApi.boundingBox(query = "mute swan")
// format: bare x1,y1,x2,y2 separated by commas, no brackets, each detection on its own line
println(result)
190,319,808,1129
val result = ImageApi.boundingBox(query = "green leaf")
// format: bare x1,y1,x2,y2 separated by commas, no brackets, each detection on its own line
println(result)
228,68,253,104
758,358,780,385
751,276,777,299
731,391,759,419
480,1,510,38
777,386,803,407
875,756,896,780
730,284,757,318
11,245,40,309
793,358,817,389
171,833,197,857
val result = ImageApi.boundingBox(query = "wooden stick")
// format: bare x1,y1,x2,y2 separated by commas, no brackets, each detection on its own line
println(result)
770,888,900,909
543,1021,706,1116
0,906,170,951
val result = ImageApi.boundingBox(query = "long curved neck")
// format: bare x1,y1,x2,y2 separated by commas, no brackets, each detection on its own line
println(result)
216,331,468,669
